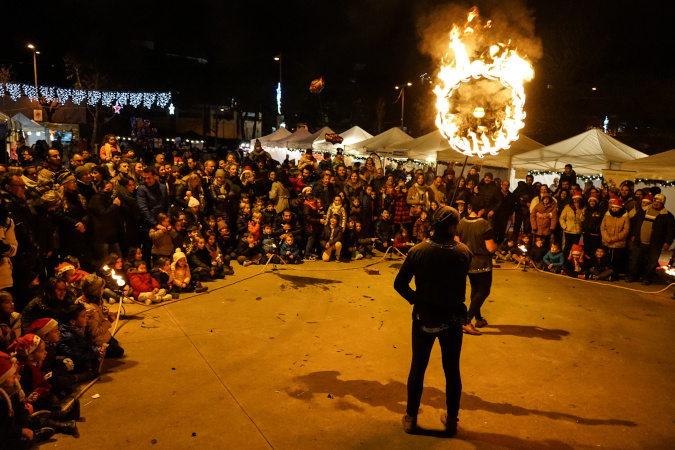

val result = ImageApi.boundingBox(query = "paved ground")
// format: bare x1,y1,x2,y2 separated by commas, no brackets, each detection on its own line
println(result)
42,254,675,449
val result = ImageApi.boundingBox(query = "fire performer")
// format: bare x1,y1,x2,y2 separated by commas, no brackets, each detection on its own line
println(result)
457,197,498,336
394,206,472,436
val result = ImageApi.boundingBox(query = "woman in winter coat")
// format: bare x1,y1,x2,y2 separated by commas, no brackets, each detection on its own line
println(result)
530,192,557,242
600,199,631,276
0,195,18,291
559,191,585,258
268,170,291,214
582,194,605,257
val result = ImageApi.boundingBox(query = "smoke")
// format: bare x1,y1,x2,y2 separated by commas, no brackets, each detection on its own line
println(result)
416,0,542,65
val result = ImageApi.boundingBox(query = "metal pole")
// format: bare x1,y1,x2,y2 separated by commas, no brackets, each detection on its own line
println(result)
449,154,469,206
400,87,405,129
32,50,38,97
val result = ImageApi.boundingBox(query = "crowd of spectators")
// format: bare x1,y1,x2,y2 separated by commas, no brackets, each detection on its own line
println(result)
1,136,674,447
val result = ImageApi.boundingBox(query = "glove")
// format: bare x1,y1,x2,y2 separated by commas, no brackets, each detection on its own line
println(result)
63,358,75,371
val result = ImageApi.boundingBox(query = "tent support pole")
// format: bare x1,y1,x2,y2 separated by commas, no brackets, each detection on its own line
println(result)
449,154,469,206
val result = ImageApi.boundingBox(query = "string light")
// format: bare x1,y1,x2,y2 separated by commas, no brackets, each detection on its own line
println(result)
101,91,115,105
156,92,171,108
56,88,71,104
0,83,170,108
22,84,38,102
87,90,101,106
71,90,87,105
143,93,156,109
40,86,55,103
117,92,128,106
6,83,22,101
129,93,143,107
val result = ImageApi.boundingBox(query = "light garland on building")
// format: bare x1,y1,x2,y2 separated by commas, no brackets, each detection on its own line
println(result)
0,82,170,109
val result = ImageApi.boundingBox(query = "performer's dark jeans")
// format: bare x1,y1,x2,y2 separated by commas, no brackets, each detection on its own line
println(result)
468,271,492,321
406,320,463,419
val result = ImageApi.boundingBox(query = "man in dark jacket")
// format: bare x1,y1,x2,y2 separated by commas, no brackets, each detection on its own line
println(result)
512,175,535,238
2,174,42,308
628,193,675,285
137,167,171,261
475,172,502,221
394,206,472,436
492,180,517,244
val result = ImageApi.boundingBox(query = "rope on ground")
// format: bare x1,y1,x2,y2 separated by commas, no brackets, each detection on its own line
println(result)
496,259,675,295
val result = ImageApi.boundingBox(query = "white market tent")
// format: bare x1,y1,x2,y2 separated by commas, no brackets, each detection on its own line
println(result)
397,129,543,168
620,149,675,181
312,125,373,153
264,128,311,163
13,112,48,146
346,127,414,156
511,129,647,175
287,126,335,150
251,127,291,149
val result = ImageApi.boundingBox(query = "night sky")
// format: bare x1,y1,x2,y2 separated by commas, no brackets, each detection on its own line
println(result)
2,0,674,150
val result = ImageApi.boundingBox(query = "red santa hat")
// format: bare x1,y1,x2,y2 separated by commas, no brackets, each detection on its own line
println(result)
54,262,76,279
568,244,586,260
611,198,624,208
588,194,599,202
26,318,58,339
642,194,653,204
8,334,42,357
0,352,17,385
572,191,583,200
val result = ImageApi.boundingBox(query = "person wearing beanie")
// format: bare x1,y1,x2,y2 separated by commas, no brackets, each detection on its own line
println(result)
562,244,590,279
559,189,586,259
582,193,605,257
210,168,233,224
628,191,675,285
0,350,58,446
171,248,205,293
601,198,631,279
394,206,472,436
457,196,499,336
77,274,125,358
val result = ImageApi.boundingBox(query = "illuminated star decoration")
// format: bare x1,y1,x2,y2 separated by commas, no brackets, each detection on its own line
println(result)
168,103,175,115
113,103,122,114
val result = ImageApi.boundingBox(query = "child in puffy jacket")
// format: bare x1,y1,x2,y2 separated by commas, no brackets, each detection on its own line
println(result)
127,261,172,305
280,234,302,264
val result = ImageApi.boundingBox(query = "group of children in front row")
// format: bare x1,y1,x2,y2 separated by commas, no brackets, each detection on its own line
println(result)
494,234,614,281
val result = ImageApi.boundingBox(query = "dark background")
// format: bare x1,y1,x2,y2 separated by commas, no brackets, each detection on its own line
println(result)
2,0,674,152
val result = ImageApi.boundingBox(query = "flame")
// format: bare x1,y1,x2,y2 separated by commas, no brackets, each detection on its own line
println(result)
434,6,534,158
664,266,675,277
518,245,528,253
110,269,125,287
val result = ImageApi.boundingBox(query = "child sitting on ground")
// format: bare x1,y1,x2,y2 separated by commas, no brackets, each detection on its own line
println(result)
189,236,227,280
216,219,238,262
354,221,377,259
78,274,124,358
57,303,105,377
563,244,590,279
127,261,172,305
495,236,516,262
319,214,343,262
341,218,360,261
280,234,302,264
206,231,233,275
412,210,430,243
543,242,565,273
171,249,206,293
529,237,549,270
589,246,614,281
512,234,532,266
151,257,175,294
237,231,263,266
259,224,280,265
374,209,395,253
393,226,413,255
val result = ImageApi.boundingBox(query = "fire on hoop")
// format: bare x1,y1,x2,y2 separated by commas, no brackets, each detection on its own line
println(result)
434,6,534,158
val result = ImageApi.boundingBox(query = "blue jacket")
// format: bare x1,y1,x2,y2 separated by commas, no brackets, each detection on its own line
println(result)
137,181,171,227
280,241,301,259
56,323,100,373
543,250,565,268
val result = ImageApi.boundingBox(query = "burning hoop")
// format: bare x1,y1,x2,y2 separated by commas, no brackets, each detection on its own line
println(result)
435,7,534,158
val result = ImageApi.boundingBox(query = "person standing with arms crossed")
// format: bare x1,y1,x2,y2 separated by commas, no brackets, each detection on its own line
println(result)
457,197,499,335
395,206,472,436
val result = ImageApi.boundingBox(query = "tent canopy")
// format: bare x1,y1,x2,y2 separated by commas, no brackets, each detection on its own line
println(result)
267,128,311,148
287,126,335,150
396,129,543,168
620,149,675,181
346,127,413,155
312,125,373,153
253,127,292,149
511,129,647,175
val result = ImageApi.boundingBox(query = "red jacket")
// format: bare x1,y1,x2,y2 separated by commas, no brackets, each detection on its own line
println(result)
127,269,160,300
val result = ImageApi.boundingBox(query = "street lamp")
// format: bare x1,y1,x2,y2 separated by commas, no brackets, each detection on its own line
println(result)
27,43,40,102
394,82,413,129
